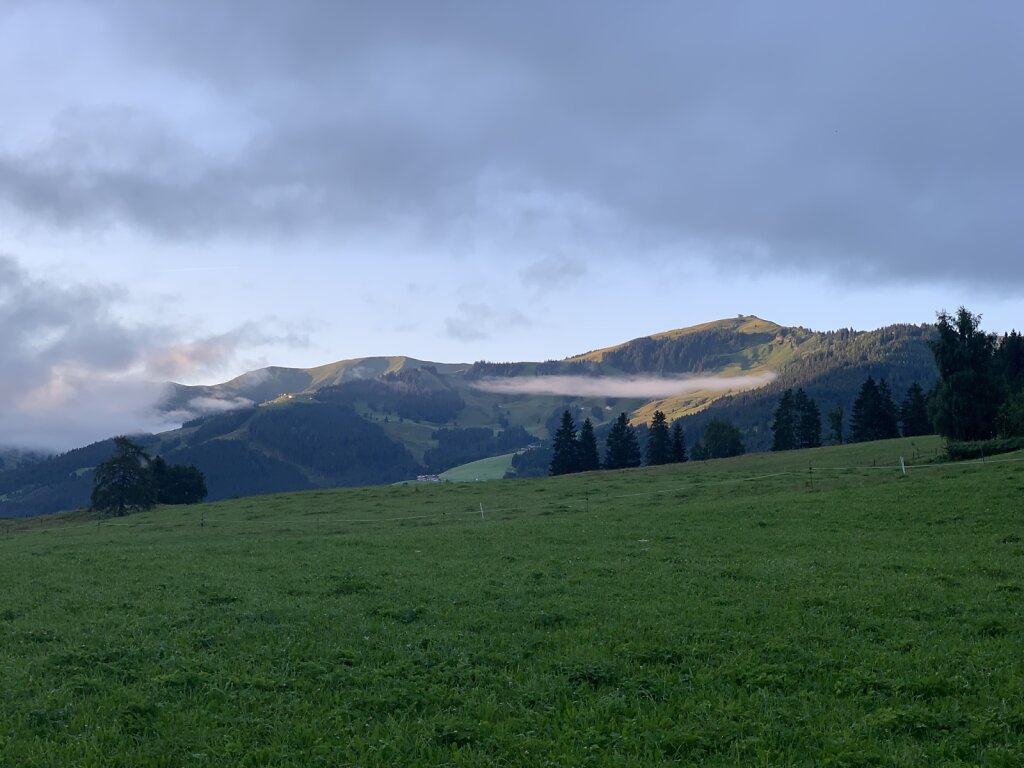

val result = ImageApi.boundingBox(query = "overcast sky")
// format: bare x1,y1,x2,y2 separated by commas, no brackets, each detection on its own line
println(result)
3,1,1024,449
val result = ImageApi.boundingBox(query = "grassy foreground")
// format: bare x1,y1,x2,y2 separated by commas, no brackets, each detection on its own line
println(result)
2,436,1023,766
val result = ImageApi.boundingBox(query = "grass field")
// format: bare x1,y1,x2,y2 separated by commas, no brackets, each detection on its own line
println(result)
2,436,1023,766
439,452,518,482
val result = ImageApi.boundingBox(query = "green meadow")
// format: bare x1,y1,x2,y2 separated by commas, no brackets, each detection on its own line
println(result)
2,436,1023,766
439,452,517,482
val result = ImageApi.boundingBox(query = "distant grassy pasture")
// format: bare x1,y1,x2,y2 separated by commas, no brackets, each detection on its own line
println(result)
439,452,518,482
2,436,1024,766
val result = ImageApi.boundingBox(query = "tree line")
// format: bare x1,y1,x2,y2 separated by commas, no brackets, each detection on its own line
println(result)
548,410,746,476
767,307,1024,450
675,322,938,453
771,378,930,450
91,437,207,516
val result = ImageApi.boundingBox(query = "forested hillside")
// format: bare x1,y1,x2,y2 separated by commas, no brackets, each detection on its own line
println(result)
679,324,938,451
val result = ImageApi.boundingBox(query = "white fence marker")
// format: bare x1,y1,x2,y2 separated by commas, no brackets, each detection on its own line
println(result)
900,456,906,475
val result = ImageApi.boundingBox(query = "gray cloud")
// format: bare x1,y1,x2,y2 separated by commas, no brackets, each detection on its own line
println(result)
2,1,1022,289
0,255,301,450
472,372,776,399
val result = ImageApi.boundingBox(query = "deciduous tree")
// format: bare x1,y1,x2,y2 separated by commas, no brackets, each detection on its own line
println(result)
702,418,745,459
151,456,208,505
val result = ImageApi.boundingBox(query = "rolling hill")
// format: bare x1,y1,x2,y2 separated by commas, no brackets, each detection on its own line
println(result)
0,315,938,517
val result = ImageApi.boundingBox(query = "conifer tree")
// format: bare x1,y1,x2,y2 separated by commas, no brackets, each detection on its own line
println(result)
850,377,880,443
929,307,1005,441
670,422,687,463
771,389,797,451
645,410,672,465
91,437,156,517
604,413,642,469
997,329,1024,393
577,418,600,472
549,410,580,475
876,379,900,439
794,388,822,448
899,382,931,437
773,389,821,450
850,376,900,442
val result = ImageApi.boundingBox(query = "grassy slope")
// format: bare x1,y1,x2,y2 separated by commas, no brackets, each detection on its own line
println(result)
439,452,518,482
573,316,814,425
3,436,1023,766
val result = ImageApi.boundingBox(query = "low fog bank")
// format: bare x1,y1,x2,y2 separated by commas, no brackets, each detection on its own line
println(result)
158,391,257,426
472,372,777,399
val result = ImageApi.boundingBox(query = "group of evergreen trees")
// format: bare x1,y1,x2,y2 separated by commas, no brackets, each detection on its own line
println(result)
845,307,1024,445
91,437,207,516
929,308,1024,440
549,410,688,476
771,378,933,450
690,419,746,460
848,376,929,442
770,389,822,451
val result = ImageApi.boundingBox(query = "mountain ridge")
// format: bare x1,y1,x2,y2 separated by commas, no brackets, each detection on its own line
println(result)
1,316,939,517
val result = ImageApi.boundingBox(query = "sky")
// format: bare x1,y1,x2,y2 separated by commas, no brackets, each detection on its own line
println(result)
3,0,1024,450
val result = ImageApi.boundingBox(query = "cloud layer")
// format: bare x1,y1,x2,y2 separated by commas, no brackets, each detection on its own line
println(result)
2,1,1022,289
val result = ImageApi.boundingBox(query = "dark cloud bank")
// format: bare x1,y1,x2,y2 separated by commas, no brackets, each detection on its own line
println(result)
2,1,1022,287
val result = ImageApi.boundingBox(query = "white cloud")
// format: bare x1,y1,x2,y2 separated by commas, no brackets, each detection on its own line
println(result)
0,254,301,450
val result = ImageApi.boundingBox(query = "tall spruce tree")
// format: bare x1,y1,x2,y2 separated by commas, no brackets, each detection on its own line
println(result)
850,376,900,442
850,377,879,443
604,413,642,469
772,388,821,450
91,436,156,517
771,389,797,451
899,382,931,437
929,307,1004,441
670,422,687,463
549,410,580,475
645,410,672,466
577,418,601,472
794,388,822,448
997,329,1024,393
876,379,900,438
